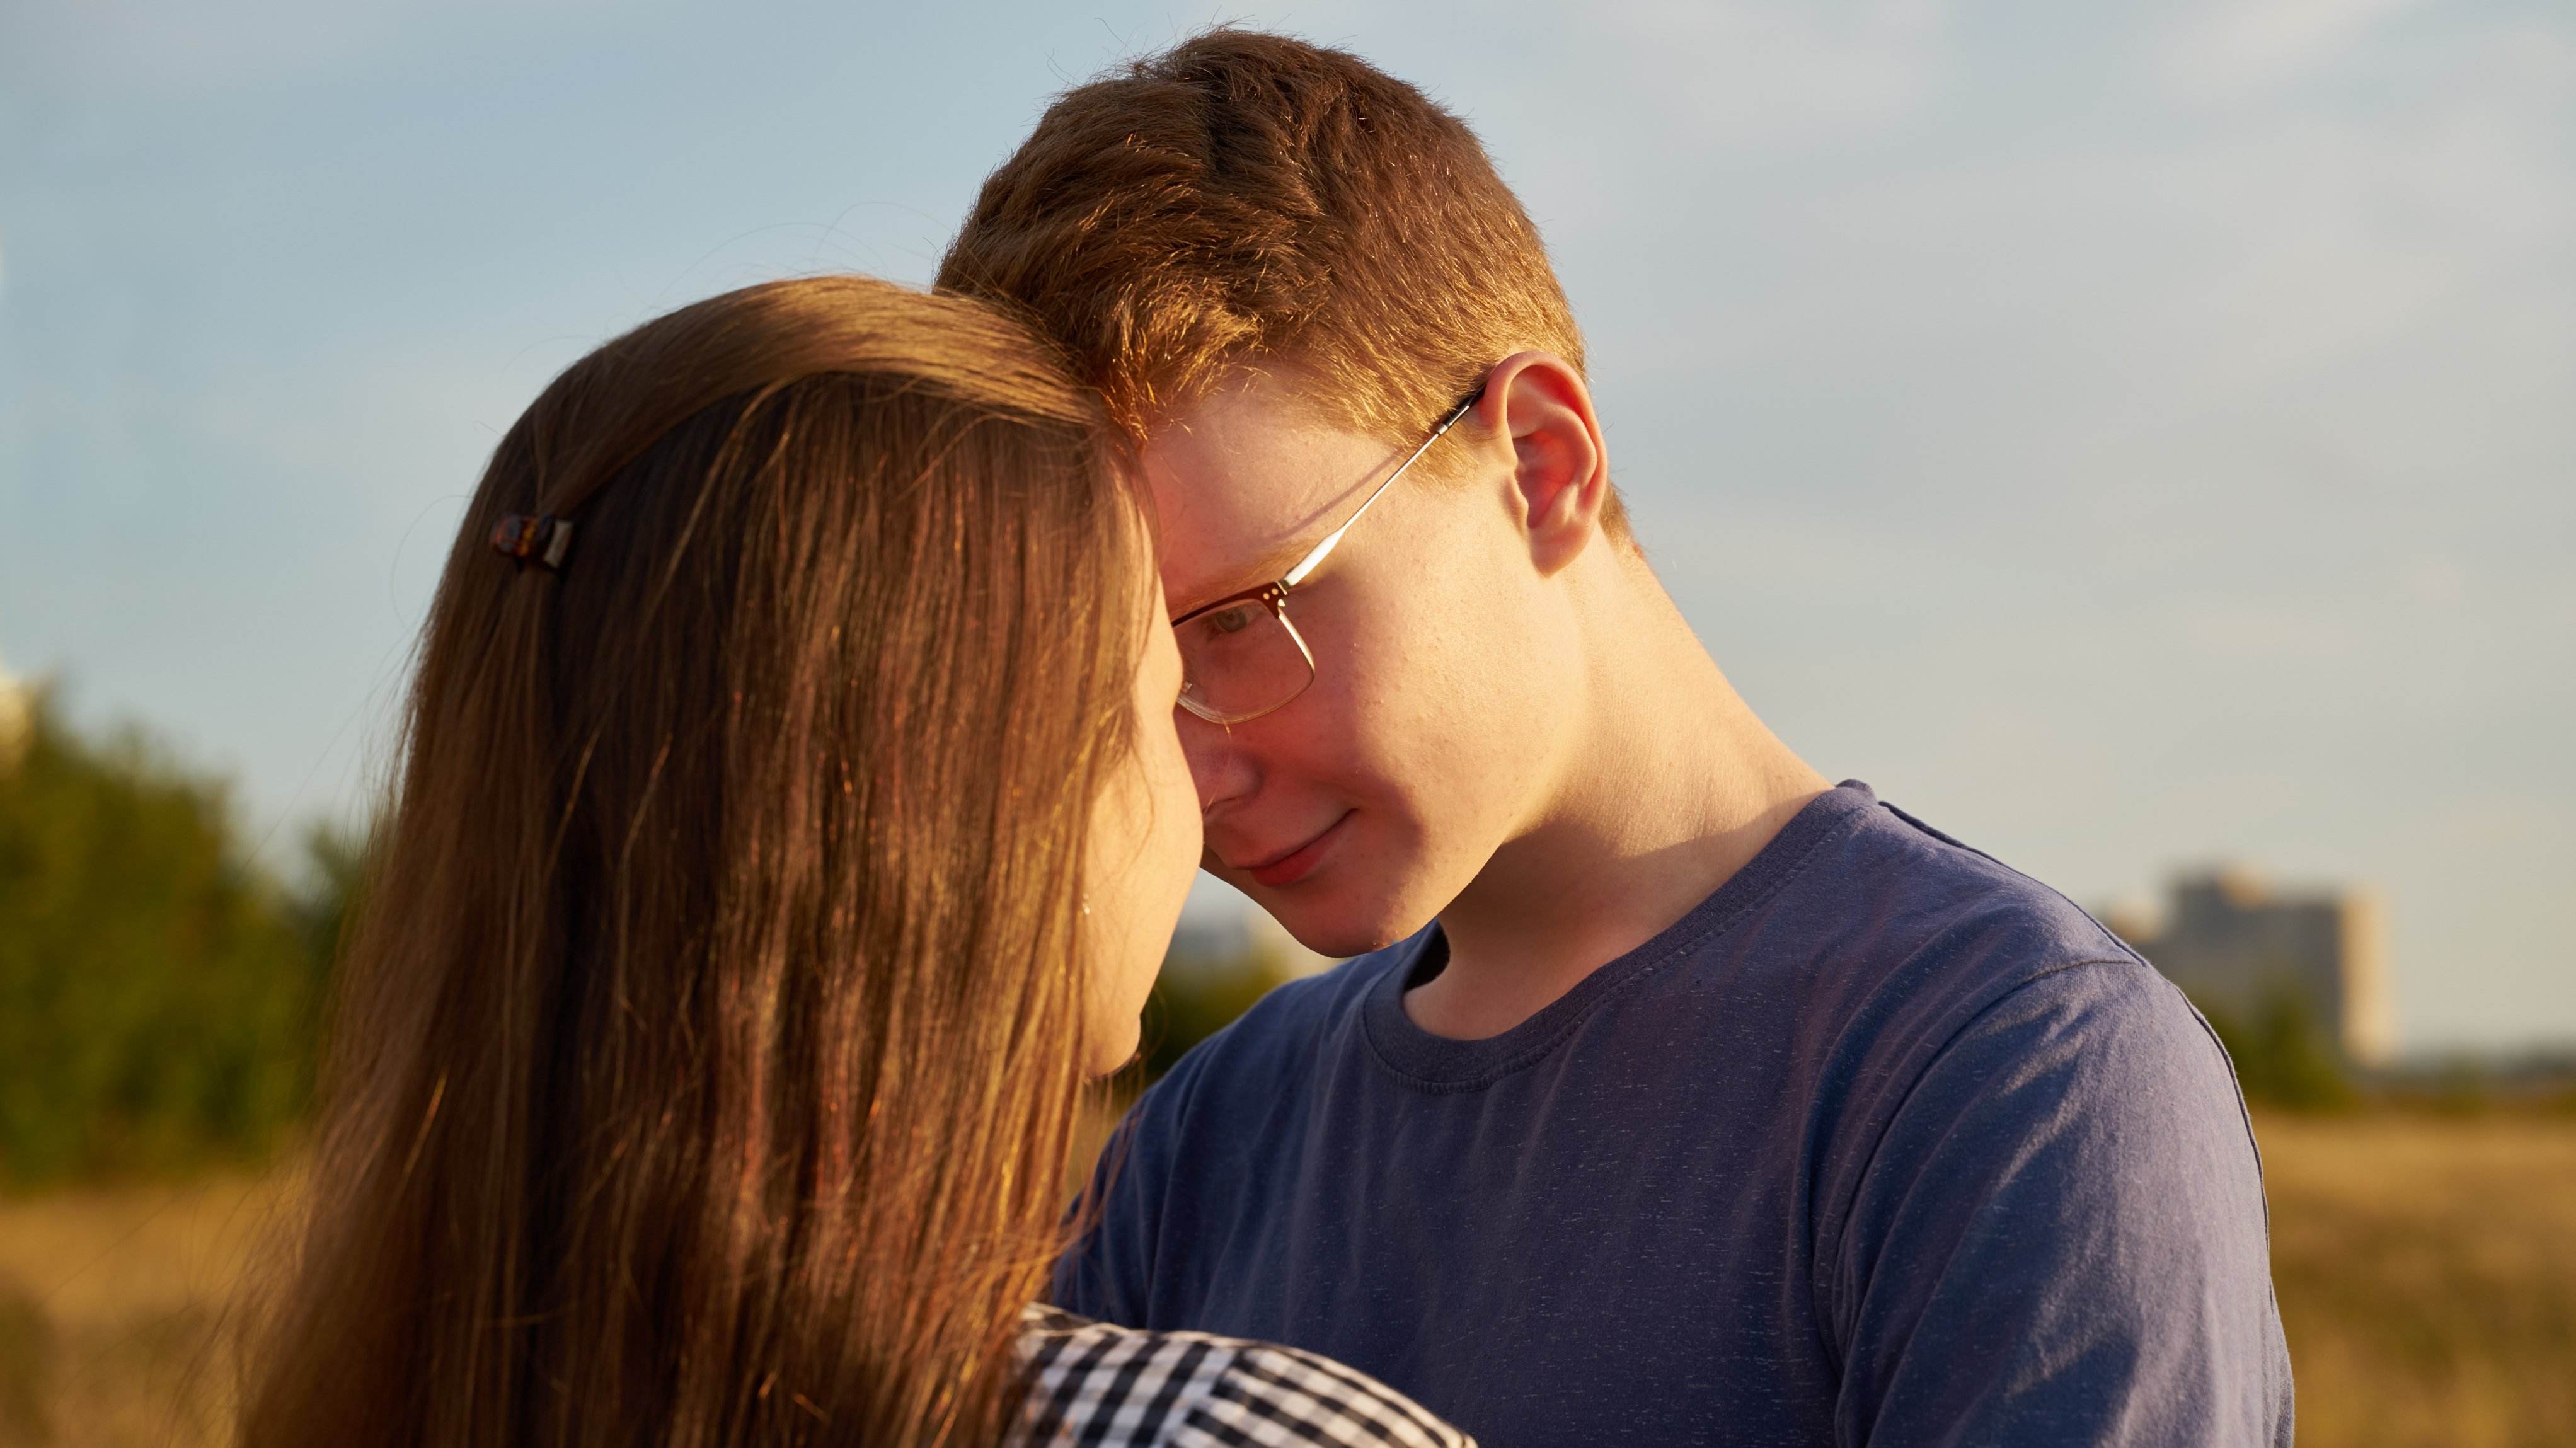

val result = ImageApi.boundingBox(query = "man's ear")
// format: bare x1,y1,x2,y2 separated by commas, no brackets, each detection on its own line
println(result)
1479,352,1608,577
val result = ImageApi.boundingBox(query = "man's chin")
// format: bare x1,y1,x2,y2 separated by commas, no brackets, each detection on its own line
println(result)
1252,885,1422,962
1207,851,1431,960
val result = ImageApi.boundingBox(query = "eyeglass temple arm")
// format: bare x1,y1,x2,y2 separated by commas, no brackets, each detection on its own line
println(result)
1281,387,1488,589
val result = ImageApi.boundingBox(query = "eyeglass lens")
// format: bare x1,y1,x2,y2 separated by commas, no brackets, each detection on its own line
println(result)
1173,595,1316,725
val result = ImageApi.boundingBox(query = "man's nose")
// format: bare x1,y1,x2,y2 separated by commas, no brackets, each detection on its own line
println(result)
1176,708,1256,817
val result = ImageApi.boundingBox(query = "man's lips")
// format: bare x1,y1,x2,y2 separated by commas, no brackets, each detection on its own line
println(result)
1232,812,1352,889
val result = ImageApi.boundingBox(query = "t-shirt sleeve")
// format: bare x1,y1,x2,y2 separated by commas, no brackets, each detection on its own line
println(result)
1050,1074,1184,1326
1822,960,2296,1448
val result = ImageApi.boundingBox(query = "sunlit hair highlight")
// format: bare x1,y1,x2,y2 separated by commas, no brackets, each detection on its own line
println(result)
938,27,1627,536
241,275,1145,1448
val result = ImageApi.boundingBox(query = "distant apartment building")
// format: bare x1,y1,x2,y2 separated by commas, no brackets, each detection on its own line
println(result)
2103,867,2397,1067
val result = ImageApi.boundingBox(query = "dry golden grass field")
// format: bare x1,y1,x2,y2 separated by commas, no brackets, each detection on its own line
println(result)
0,1113,2568,1447
0,1171,286,1448
2257,1112,2576,1447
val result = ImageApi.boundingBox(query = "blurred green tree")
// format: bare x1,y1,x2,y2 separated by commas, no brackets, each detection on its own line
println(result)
0,692,351,1187
2198,988,2358,1111
1136,960,1279,1083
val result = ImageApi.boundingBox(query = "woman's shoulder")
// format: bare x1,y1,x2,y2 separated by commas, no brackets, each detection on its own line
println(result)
1017,1305,1475,1448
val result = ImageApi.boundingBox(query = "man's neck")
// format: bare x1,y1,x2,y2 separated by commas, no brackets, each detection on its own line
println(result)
1403,561,1829,1041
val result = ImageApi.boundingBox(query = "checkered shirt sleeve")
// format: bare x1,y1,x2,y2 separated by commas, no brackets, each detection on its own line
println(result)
1016,1306,1477,1448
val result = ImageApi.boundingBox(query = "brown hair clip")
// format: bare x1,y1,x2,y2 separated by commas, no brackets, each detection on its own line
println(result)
490,514,575,570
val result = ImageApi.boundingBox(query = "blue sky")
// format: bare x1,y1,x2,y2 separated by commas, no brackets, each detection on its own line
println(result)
2,0,2569,1050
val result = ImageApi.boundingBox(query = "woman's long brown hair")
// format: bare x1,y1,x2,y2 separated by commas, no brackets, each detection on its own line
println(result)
241,276,1144,1448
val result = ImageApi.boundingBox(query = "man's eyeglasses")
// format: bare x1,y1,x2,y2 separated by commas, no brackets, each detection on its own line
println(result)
1170,385,1486,726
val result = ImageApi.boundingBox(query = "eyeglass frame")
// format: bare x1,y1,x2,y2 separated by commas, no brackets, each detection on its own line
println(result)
1168,382,1489,726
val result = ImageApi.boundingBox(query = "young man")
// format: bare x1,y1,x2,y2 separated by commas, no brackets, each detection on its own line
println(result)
940,31,2292,1448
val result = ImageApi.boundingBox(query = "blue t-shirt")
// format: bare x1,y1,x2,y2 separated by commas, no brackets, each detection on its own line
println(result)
1057,783,2293,1447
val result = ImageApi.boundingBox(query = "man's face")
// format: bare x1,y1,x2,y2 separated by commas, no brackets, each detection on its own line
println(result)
1143,370,1573,957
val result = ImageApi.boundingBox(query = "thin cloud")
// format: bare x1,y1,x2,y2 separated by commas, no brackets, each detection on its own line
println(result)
2156,0,2430,99
1597,0,1950,152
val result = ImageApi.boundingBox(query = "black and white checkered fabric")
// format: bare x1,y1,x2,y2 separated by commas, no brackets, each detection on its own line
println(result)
1017,1306,1476,1447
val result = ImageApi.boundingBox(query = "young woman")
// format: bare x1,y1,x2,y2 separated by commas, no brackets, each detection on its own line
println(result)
241,277,1470,1448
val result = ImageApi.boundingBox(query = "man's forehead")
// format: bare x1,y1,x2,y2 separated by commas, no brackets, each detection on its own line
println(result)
1140,377,1398,614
